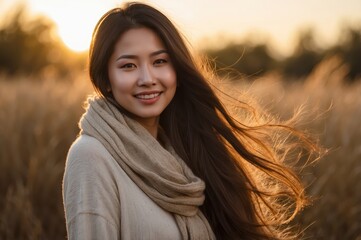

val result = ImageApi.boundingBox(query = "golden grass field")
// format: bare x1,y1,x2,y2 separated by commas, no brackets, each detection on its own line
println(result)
0,56,360,239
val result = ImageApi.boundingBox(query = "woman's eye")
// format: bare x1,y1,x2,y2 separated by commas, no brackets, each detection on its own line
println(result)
154,59,167,65
120,63,136,69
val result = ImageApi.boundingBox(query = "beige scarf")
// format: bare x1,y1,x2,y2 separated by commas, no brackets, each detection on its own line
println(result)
79,96,215,240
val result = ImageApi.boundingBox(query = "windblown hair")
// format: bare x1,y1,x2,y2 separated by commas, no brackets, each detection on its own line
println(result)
89,2,319,239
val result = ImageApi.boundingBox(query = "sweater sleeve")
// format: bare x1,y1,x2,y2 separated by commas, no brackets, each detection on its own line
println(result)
63,135,121,240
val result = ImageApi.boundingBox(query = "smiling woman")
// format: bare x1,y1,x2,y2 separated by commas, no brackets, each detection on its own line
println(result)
62,2,320,240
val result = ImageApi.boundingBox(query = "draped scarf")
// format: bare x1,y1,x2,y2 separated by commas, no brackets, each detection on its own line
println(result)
79,96,215,240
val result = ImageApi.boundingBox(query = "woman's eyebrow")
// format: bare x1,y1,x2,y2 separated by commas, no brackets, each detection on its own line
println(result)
116,49,168,61
150,49,168,57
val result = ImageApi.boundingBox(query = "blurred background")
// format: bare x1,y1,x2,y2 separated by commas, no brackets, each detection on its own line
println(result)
0,0,360,239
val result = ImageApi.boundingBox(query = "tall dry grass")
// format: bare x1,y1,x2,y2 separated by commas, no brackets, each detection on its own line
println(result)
0,57,360,239
0,75,92,239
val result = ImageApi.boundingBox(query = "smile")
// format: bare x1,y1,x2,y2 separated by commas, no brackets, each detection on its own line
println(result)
134,92,161,99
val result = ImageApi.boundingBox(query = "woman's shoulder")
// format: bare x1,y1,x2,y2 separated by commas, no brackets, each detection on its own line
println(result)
63,134,123,197
65,134,114,175
67,134,108,161
69,134,105,152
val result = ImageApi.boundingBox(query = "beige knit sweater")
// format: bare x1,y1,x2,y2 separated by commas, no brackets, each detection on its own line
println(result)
63,134,182,240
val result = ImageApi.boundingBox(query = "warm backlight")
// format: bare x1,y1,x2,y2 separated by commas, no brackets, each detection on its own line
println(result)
57,21,93,52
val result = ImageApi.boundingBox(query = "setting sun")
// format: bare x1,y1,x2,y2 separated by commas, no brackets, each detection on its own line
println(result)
52,13,97,52
23,0,118,52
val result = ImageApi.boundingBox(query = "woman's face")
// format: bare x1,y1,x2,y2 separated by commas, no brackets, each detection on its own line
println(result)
108,27,177,127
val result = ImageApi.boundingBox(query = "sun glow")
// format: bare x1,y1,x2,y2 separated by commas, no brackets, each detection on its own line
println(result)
22,0,119,53
55,18,95,52
40,7,104,52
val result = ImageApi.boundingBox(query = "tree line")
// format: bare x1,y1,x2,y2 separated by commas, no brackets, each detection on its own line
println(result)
0,6,360,82
205,27,361,82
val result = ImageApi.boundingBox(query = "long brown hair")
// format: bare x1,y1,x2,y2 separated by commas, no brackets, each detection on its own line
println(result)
89,2,318,239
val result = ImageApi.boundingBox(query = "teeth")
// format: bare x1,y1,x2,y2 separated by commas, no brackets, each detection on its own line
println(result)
136,93,160,99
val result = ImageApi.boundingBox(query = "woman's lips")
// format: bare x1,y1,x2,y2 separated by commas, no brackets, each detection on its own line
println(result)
134,91,162,104
134,92,161,99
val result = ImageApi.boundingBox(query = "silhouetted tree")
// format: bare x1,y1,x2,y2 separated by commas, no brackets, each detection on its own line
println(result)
346,28,361,79
0,6,54,75
281,29,322,79
0,5,87,78
327,27,361,81
205,42,276,79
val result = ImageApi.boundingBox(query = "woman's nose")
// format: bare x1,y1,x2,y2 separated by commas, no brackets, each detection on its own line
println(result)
138,65,155,86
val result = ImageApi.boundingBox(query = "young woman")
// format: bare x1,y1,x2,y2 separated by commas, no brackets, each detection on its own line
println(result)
63,2,317,239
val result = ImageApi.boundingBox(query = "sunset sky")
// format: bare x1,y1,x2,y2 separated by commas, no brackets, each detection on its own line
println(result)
0,0,360,55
